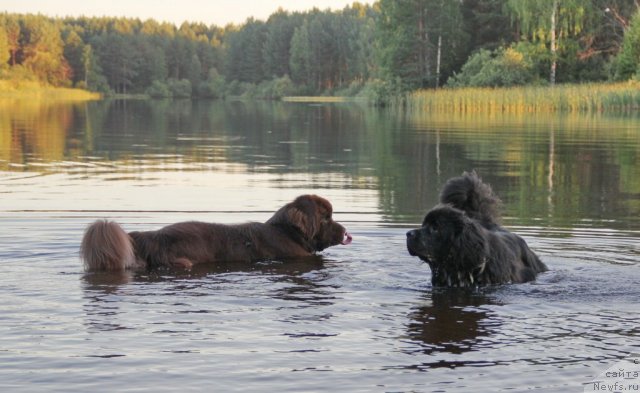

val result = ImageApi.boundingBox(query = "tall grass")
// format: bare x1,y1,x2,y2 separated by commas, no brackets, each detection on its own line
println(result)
0,80,101,100
405,82,640,113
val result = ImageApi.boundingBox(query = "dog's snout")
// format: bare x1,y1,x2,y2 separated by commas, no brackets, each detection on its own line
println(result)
406,229,418,239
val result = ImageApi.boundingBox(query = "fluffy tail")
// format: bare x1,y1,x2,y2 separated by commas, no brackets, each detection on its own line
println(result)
80,220,136,271
440,171,502,226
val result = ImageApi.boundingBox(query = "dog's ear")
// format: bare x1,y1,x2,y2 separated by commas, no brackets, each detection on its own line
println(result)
449,212,467,236
284,204,318,239
450,217,488,270
267,195,320,239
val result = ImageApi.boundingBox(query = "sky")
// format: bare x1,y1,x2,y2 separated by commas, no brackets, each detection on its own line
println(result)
1,0,375,27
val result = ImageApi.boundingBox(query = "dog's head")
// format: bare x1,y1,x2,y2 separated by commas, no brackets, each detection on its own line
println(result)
406,205,488,286
268,195,351,252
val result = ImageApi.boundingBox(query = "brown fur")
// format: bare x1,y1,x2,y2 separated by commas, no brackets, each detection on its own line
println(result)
80,195,351,271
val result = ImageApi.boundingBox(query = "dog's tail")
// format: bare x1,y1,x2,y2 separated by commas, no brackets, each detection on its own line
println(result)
440,171,502,226
80,220,136,271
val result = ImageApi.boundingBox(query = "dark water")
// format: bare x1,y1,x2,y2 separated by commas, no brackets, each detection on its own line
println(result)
1,98,639,392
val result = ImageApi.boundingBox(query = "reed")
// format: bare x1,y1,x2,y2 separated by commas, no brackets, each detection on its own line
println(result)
404,82,640,113
0,80,101,100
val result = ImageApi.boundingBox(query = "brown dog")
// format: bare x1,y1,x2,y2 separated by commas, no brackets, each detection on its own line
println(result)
80,195,352,271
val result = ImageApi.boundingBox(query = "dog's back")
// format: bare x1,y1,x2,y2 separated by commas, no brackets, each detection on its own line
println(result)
440,171,501,229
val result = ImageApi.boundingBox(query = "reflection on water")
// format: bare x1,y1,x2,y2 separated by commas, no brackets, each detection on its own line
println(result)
405,288,499,357
0,98,639,392
81,256,332,334
1,98,638,228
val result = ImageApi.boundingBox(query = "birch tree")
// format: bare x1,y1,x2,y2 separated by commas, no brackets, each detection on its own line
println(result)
506,0,591,84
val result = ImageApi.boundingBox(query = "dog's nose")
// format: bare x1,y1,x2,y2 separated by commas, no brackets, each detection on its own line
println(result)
406,229,418,239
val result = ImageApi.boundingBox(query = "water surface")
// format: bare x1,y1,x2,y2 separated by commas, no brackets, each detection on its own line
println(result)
1,98,639,392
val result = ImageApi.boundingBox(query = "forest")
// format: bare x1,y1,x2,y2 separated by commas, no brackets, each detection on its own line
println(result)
1,0,640,102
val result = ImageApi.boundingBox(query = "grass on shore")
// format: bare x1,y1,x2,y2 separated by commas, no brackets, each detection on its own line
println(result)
405,82,640,113
0,80,101,100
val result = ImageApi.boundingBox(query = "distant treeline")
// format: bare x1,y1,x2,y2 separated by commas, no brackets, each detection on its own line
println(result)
1,0,640,101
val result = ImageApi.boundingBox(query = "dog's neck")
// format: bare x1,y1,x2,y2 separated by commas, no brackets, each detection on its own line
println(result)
268,223,316,253
430,256,488,288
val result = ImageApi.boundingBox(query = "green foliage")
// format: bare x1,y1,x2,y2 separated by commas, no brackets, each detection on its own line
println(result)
289,20,311,85
0,24,10,70
92,33,138,93
359,78,405,106
197,68,226,99
377,0,469,90
505,0,594,83
222,76,296,100
84,46,111,94
334,80,365,97
263,10,302,78
511,41,551,78
146,80,171,98
506,0,592,41
461,0,514,51
611,10,640,81
447,49,491,87
0,13,225,96
288,8,374,93
167,78,192,98
132,37,168,90
258,75,295,99
0,2,638,100
225,19,267,84
448,47,536,87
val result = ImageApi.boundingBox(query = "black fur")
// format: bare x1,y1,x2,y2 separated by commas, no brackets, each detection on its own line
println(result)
406,171,547,287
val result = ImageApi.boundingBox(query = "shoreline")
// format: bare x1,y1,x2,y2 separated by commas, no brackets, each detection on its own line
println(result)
0,81,102,101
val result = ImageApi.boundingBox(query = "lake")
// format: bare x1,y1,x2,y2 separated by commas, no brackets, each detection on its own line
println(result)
1,98,639,392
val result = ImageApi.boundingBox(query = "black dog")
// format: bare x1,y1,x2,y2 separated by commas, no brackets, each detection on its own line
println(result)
406,172,547,287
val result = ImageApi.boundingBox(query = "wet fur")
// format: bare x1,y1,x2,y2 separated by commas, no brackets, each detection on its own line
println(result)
80,195,349,271
406,172,547,287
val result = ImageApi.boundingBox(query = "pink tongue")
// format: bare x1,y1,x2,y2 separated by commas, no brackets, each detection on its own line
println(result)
341,232,353,245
